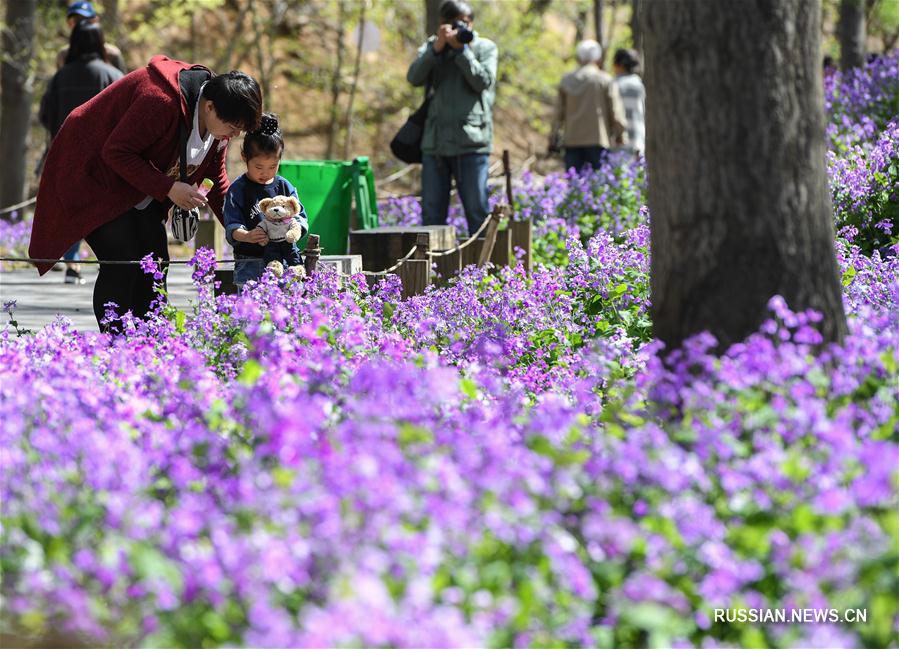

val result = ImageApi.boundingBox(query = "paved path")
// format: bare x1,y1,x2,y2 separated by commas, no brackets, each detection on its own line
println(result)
0,265,200,333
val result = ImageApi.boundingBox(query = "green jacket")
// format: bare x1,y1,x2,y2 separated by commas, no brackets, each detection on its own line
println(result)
407,34,498,157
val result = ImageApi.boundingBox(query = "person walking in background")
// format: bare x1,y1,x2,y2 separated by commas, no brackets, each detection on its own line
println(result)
57,2,126,73
30,55,261,331
612,48,645,156
39,21,124,285
407,0,498,237
551,39,627,172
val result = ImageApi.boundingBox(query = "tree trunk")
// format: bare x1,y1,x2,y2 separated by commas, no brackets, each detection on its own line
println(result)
343,2,367,160
593,0,604,46
425,0,442,38
325,0,347,160
838,0,866,70
100,0,119,41
631,0,642,52
643,0,847,352
575,8,587,46
0,0,37,219
215,0,252,72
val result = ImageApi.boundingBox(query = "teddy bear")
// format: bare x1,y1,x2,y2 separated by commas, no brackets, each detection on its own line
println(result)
257,195,307,278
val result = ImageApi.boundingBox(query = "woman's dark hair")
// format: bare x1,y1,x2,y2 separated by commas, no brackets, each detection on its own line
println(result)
241,112,284,159
439,0,474,22
202,71,262,133
65,21,106,64
613,48,640,74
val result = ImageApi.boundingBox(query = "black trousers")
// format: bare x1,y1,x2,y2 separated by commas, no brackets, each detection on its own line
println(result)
84,203,169,331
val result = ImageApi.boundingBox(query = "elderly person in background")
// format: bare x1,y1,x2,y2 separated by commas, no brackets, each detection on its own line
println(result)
551,39,627,171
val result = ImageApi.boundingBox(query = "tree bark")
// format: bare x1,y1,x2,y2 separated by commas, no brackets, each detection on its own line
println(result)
594,0,604,46
575,8,587,46
425,0,442,38
838,0,866,70
100,0,119,41
343,2,367,160
325,0,347,160
0,0,37,218
643,0,847,351
630,0,642,52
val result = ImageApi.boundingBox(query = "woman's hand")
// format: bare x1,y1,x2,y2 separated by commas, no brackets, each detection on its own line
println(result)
234,227,268,245
168,181,208,210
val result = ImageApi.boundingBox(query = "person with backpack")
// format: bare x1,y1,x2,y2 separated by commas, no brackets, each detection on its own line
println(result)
39,21,124,285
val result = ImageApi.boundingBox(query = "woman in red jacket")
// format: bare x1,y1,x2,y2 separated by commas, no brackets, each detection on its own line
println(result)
30,55,261,331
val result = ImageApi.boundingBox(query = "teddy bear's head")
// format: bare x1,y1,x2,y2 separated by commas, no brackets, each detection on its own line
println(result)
258,196,302,223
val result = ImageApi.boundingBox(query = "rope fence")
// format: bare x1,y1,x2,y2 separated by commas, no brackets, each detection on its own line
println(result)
1,257,254,266
0,197,37,216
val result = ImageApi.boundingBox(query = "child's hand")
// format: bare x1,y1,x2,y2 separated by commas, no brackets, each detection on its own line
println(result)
235,227,268,245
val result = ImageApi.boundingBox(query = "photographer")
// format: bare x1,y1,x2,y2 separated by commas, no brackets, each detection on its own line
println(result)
407,0,497,237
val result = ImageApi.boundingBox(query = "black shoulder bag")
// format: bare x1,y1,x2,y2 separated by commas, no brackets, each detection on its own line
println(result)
390,82,432,164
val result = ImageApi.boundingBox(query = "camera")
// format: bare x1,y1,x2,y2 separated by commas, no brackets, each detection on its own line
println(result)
453,20,474,44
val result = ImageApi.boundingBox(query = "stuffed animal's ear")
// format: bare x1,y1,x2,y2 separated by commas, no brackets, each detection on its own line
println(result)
258,198,273,214
288,197,301,214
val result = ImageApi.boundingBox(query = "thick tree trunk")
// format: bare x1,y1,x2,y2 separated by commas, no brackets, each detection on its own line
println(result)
630,0,642,52
643,0,847,351
0,0,37,218
838,0,866,70
425,0,442,38
593,0,603,46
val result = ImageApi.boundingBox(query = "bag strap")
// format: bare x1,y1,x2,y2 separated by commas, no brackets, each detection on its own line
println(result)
179,121,188,183
178,68,213,184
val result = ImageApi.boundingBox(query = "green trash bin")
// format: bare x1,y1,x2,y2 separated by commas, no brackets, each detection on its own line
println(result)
279,157,379,255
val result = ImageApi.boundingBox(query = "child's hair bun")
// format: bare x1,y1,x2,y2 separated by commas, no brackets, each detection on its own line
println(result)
255,113,279,136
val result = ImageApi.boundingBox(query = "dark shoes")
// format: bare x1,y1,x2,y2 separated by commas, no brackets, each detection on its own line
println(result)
64,268,85,285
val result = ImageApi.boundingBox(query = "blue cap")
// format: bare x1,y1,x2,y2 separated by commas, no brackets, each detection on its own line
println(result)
67,2,97,18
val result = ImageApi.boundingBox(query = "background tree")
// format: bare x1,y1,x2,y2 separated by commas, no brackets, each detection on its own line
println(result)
643,0,848,352
425,0,441,38
593,0,604,49
630,0,642,52
839,0,866,69
0,0,37,219
325,0,346,159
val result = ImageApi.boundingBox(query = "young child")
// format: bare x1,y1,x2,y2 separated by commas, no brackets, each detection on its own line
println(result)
224,113,308,290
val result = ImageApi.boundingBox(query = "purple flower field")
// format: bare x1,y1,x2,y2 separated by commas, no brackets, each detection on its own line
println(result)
1,56,897,648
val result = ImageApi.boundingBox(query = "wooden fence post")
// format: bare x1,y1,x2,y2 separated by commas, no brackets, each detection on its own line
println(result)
509,218,532,274
477,208,501,267
304,234,321,276
413,232,430,260
398,259,430,298
503,149,513,207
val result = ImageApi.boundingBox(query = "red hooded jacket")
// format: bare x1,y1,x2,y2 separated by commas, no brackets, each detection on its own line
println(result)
29,56,230,275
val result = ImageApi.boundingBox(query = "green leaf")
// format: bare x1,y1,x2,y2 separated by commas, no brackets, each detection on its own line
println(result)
272,466,295,488
237,359,264,386
398,422,433,448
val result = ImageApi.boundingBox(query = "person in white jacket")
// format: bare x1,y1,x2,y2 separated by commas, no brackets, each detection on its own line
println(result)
613,48,646,156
